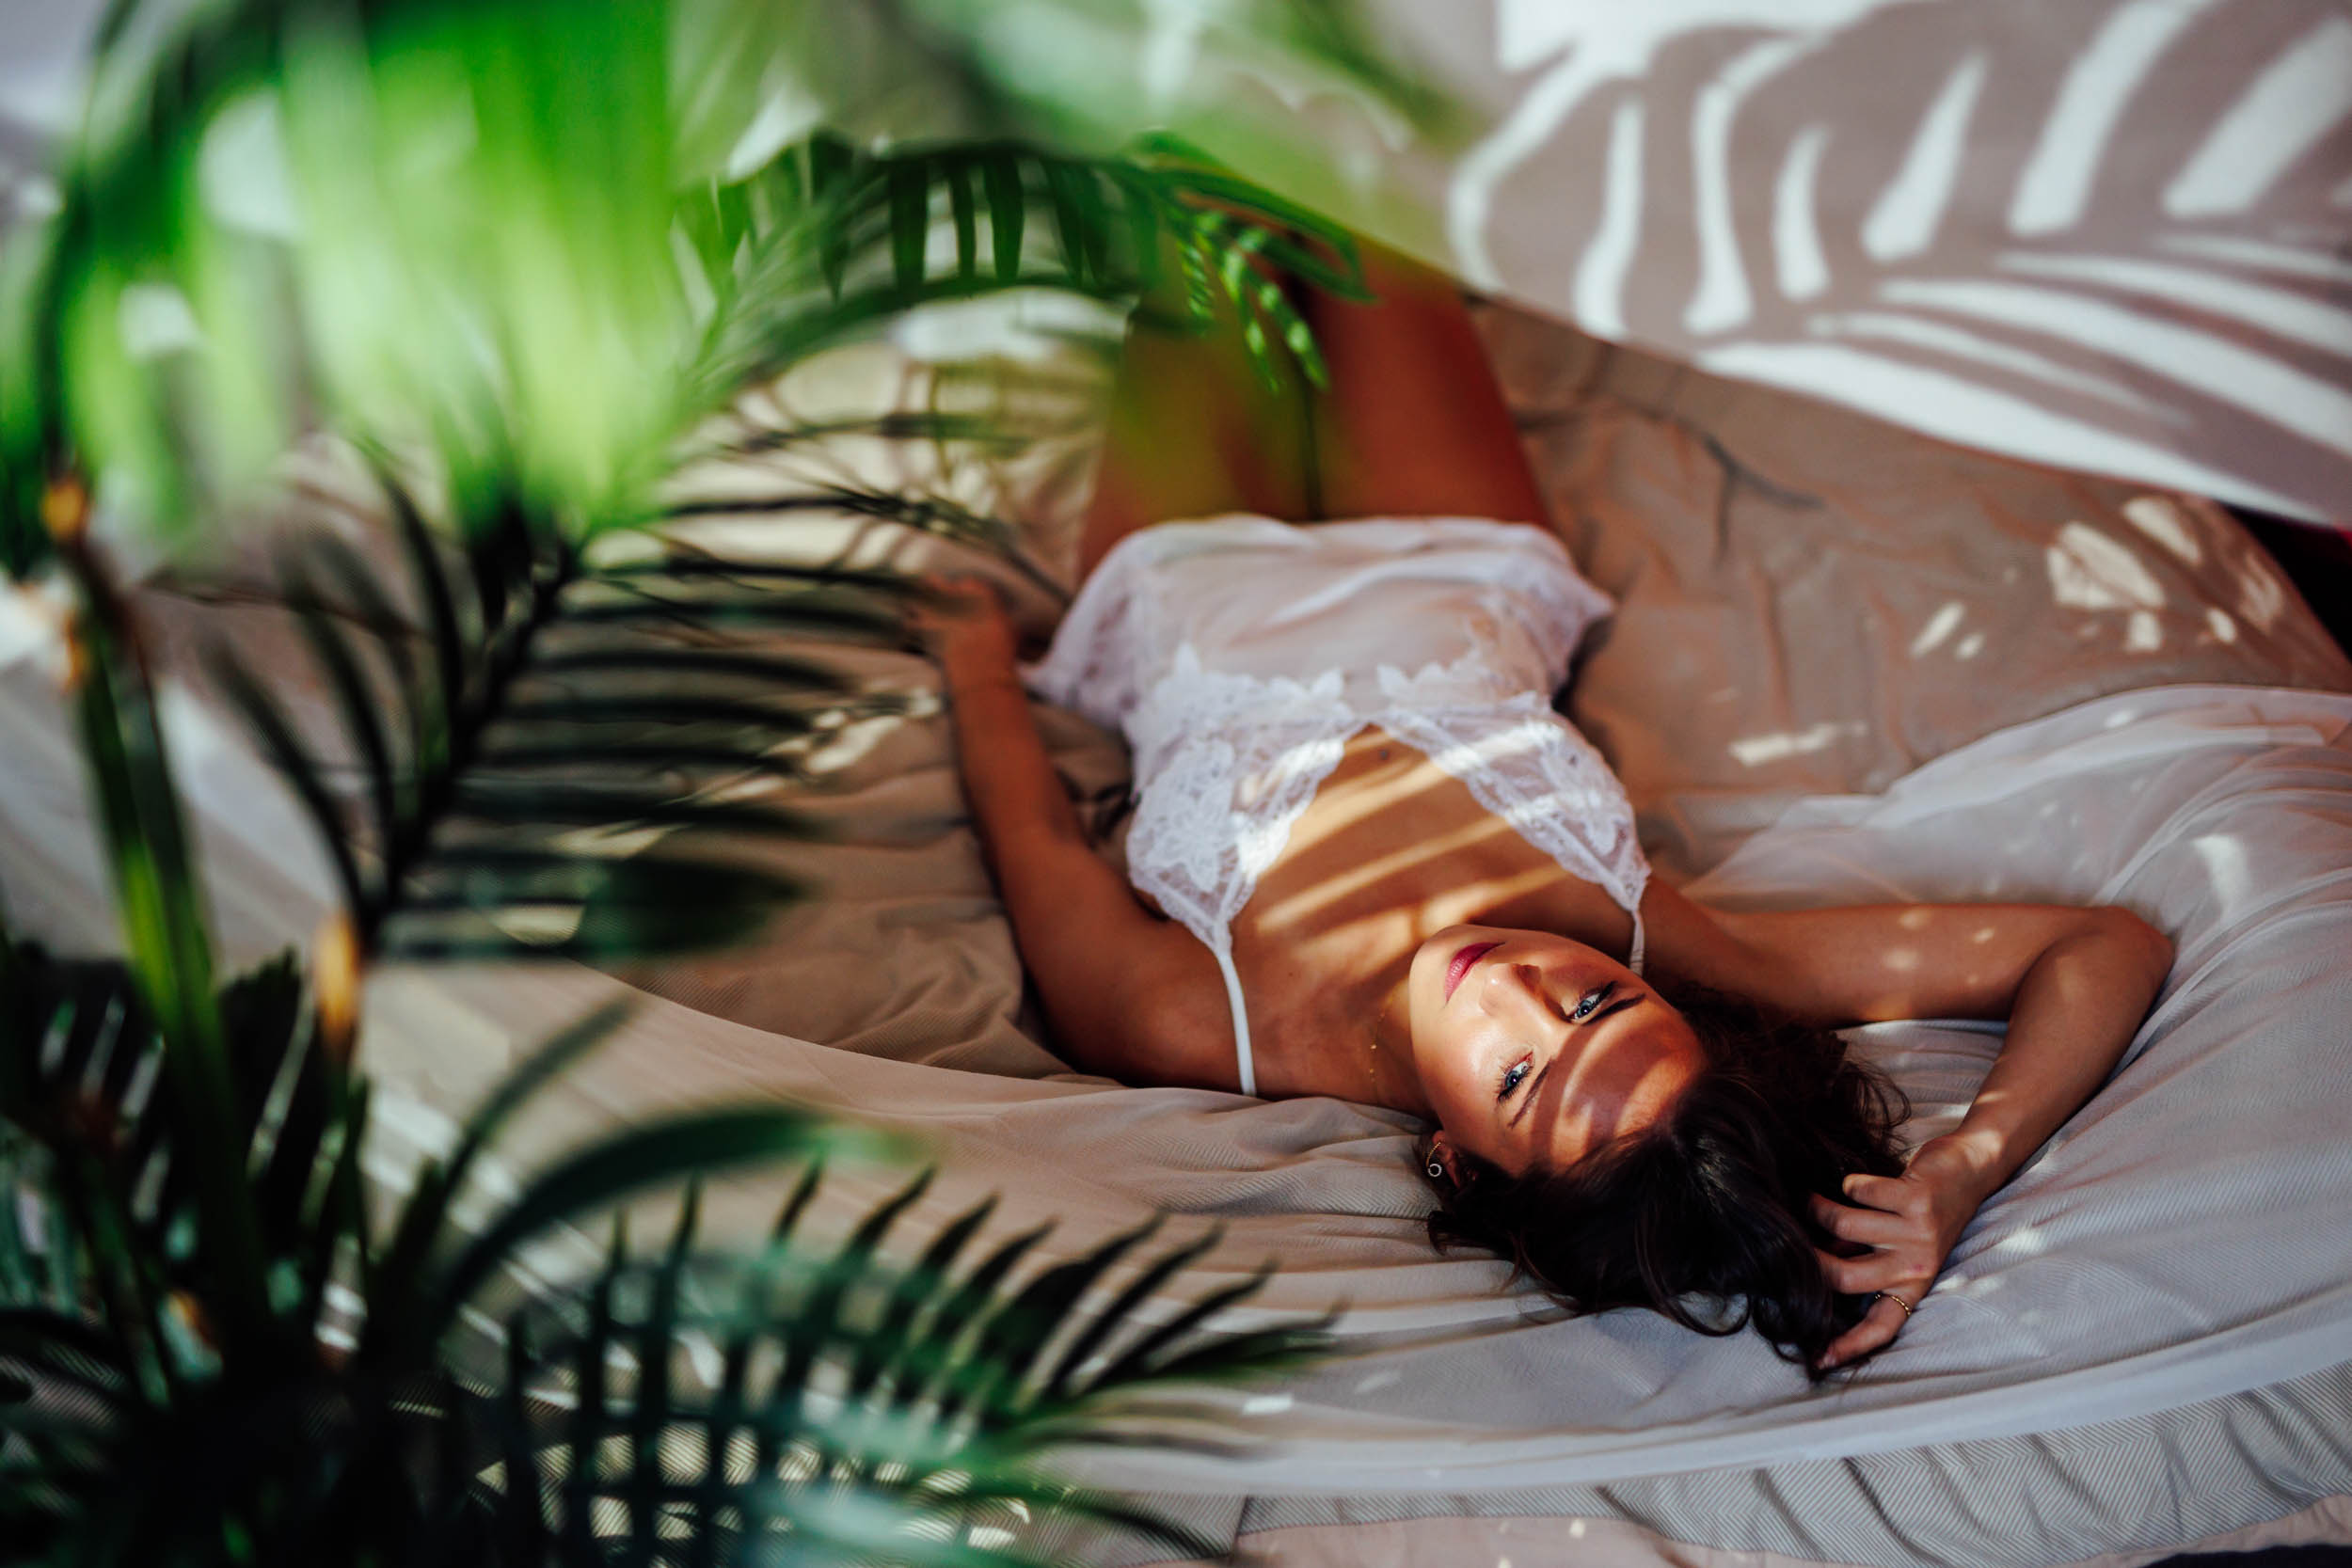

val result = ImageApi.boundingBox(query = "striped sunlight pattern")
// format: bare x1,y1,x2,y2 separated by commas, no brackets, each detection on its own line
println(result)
1284,0,2352,525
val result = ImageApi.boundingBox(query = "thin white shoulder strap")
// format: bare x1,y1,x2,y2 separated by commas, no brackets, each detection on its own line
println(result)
1214,944,1257,1096
1628,908,1647,977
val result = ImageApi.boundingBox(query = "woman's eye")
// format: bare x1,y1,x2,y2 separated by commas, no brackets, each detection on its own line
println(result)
1571,984,1612,1021
1498,1058,1531,1101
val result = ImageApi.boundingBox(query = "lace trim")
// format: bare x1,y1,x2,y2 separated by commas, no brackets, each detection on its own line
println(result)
1122,655,1647,971
1374,703,1648,914
1126,646,1353,953
1374,647,1523,709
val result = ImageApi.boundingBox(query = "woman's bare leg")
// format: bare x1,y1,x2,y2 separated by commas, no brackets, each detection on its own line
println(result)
1076,230,1543,580
1075,263,1317,582
1304,241,1549,528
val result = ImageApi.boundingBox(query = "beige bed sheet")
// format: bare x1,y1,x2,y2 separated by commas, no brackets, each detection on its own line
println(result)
8,296,2352,1568
13,296,2340,1081
1474,302,2352,879
1202,1492,2352,1568
611,299,2352,1063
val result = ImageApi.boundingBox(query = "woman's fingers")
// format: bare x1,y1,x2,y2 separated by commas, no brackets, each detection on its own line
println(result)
909,575,1011,644
913,570,1025,684
1840,1170,1922,1215
1817,1291,1914,1371
917,573,981,608
1809,1194,1910,1247
914,571,995,603
1812,1166,1970,1372
1811,1167,1969,1371
1811,1245,1928,1297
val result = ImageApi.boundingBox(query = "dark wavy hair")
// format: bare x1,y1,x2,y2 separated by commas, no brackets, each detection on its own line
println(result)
1424,977,1908,1378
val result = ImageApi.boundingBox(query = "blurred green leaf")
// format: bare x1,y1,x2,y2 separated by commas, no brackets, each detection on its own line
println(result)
471,1168,1320,1565
0,3,1422,1559
422,1105,861,1343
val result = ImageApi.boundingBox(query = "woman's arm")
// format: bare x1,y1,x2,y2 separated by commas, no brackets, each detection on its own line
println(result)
912,578,1234,1086
1651,887,2174,1368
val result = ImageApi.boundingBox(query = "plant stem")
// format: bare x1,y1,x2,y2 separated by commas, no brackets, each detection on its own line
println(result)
45,474,273,1357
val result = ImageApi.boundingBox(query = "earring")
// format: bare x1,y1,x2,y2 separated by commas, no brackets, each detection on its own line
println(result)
1426,1160,1445,1180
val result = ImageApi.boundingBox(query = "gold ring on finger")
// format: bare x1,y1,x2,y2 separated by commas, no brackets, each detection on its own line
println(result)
1873,1291,1915,1319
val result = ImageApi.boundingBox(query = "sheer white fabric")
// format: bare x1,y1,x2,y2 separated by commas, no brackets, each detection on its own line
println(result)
1025,515,1646,1093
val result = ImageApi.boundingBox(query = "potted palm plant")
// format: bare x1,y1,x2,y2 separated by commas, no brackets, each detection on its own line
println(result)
0,0,1450,1561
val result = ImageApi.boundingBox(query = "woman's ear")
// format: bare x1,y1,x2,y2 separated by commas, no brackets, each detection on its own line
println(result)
1425,1134,1462,1189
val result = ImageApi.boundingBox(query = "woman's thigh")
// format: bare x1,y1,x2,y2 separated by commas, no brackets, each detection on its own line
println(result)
1074,233,1549,585
1074,265,1317,582
1304,243,1549,529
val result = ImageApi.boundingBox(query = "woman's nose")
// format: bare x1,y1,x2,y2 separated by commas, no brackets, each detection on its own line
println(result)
1484,962,1550,1018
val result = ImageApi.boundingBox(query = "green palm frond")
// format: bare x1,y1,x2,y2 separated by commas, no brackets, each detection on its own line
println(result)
0,941,879,1564
0,942,350,1429
0,237,55,578
199,468,914,965
5,945,1309,1566
666,481,1071,604
683,133,1368,417
716,410,1041,459
0,5,1413,1560
39,512,277,1358
475,1169,1328,1566
2,0,1438,578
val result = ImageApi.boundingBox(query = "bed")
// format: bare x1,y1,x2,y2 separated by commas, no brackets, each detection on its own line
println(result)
3,294,2351,1568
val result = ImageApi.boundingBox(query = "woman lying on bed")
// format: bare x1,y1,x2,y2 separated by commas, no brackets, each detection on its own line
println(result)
914,239,2173,1378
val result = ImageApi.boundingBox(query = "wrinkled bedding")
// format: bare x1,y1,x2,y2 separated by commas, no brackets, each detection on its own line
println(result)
612,303,2352,1065
4,301,2351,1555
321,680,2352,1499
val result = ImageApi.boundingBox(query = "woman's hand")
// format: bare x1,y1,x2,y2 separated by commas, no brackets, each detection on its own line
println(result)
1808,1132,2000,1371
909,574,1022,697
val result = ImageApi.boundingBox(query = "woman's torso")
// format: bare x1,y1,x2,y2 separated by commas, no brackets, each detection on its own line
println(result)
1024,515,1647,1101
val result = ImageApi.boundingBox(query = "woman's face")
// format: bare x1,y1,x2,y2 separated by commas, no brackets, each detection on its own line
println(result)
1407,924,1704,1180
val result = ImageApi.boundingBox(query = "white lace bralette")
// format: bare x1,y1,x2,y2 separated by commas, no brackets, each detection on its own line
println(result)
1024,515,1648,1095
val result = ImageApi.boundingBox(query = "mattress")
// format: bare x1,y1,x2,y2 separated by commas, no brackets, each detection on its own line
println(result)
3,298,2350,1568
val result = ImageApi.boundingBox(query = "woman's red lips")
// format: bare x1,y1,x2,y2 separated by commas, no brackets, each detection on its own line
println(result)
1444,941,1503,1002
